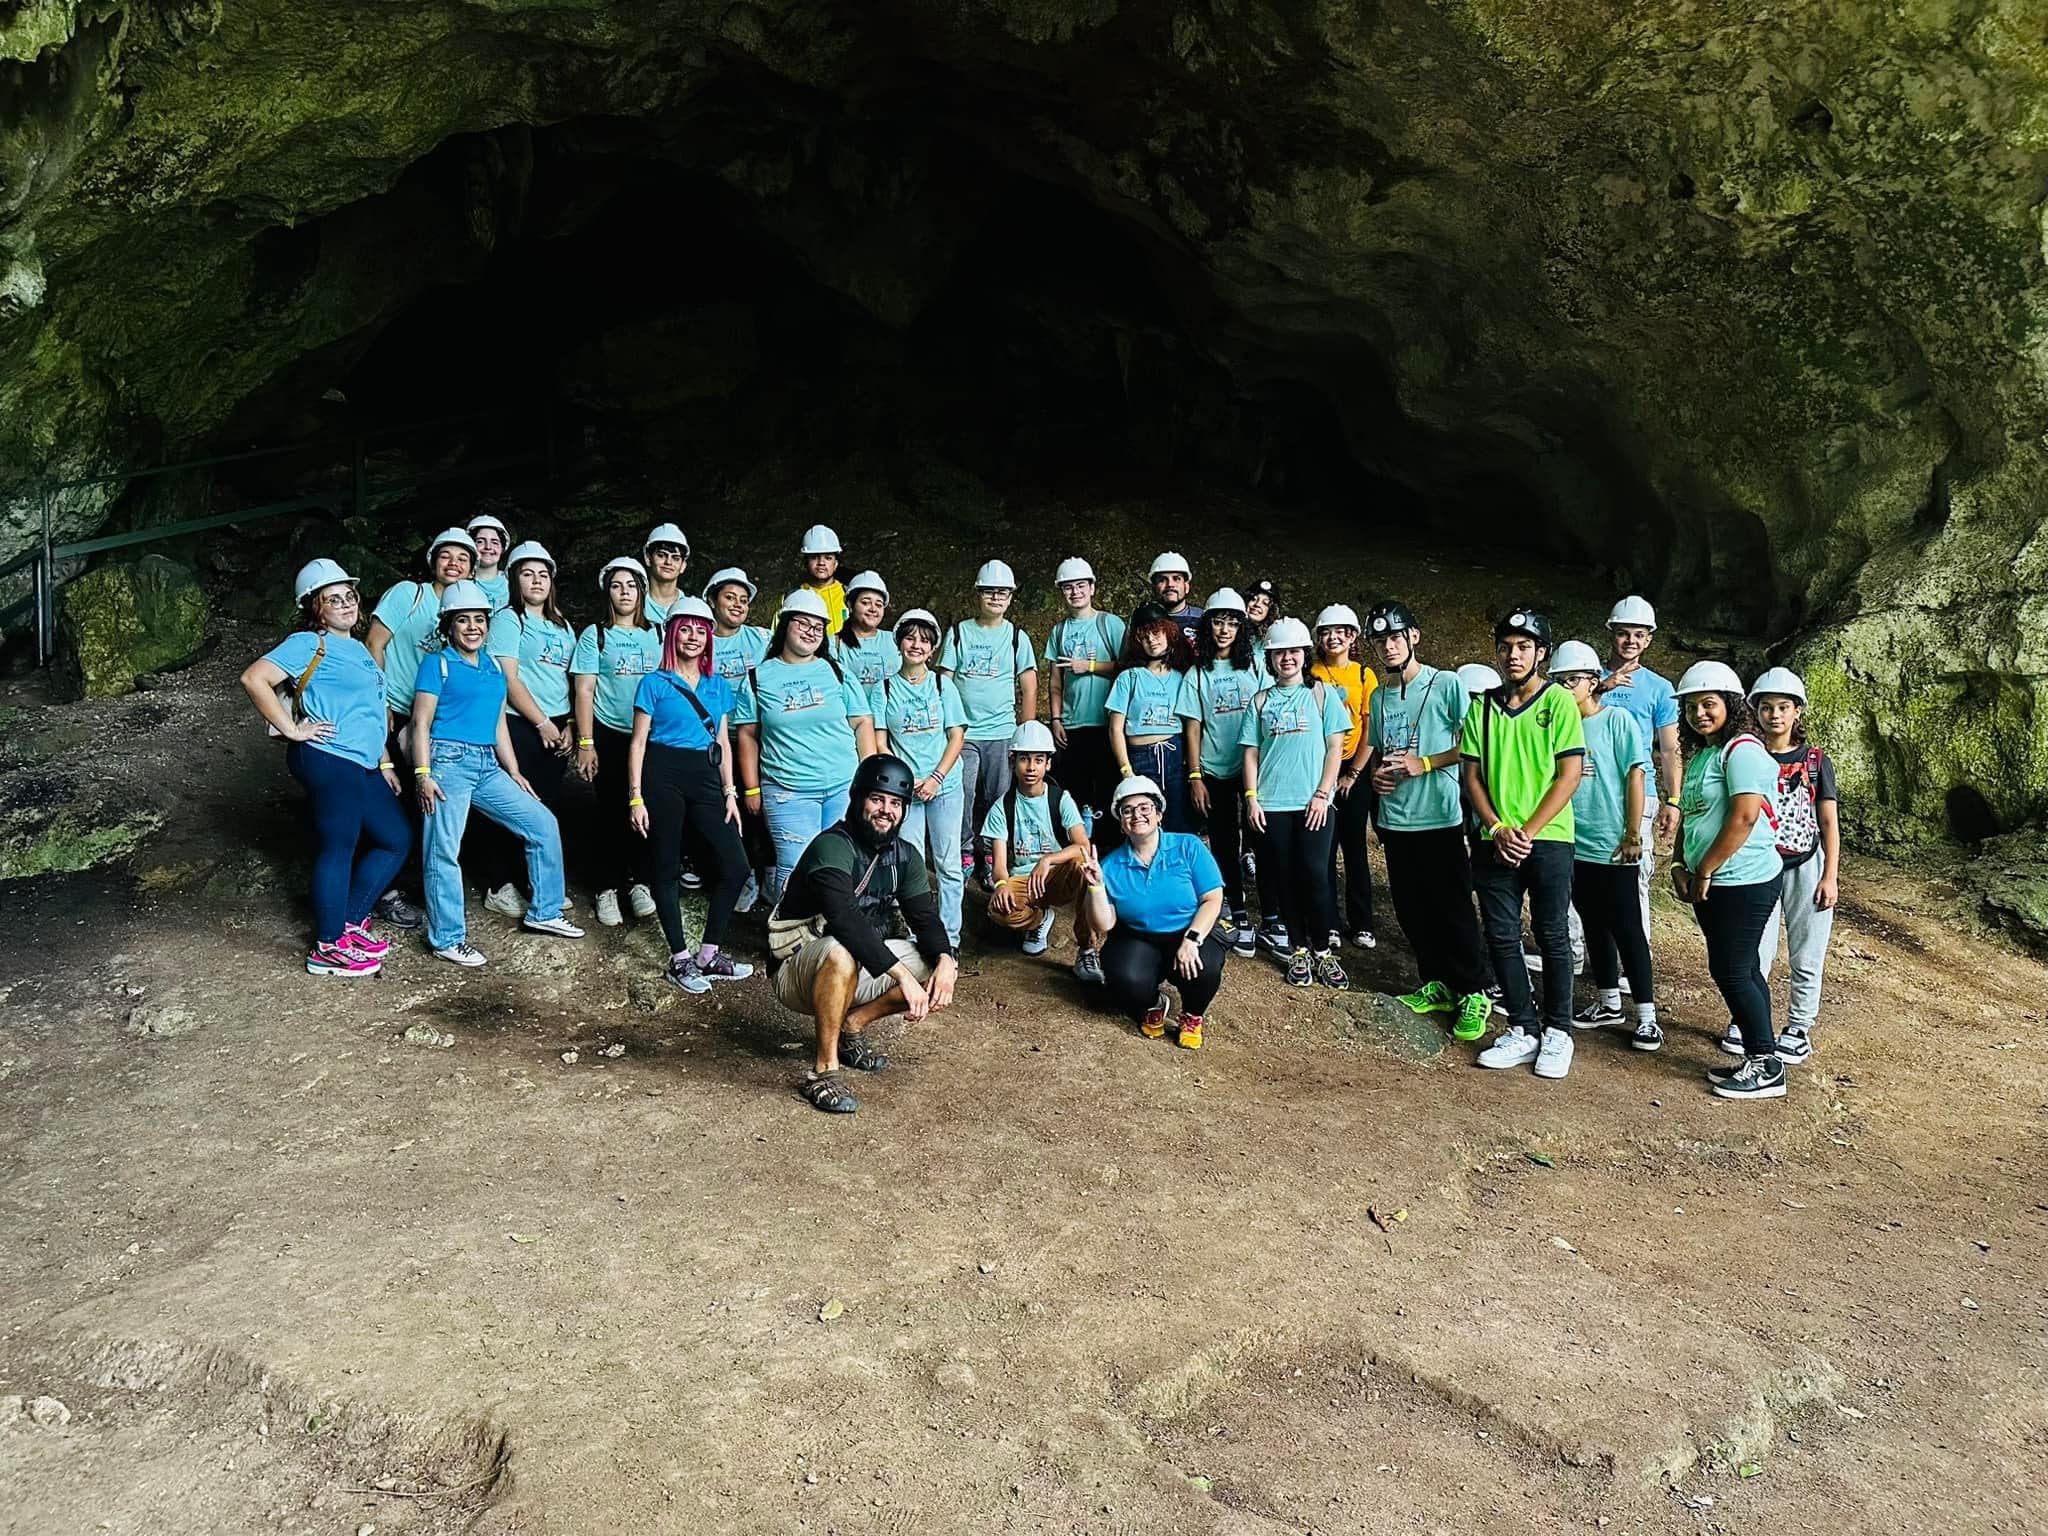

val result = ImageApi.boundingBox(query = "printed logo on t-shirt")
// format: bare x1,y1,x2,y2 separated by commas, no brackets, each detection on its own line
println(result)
777,682,829,713
610,651,652,678
893,695,939,735
1262,695,1313,737
1379,703,1417,755
960,644,1008,680
1136,698,1177,730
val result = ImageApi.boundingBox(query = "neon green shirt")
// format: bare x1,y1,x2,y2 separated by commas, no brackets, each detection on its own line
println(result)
1457,681,1586,843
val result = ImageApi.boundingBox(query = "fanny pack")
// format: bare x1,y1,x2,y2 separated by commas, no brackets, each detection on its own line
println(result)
765,837,881,964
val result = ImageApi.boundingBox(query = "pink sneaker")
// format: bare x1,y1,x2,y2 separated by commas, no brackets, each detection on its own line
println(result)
307,940,380,977
341,922,390,958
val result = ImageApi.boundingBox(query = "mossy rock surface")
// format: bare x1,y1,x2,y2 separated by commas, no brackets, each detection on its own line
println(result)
55,555,210,701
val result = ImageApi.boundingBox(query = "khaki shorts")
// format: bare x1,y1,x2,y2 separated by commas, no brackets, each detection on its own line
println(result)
985,860,1090,930
773,935,932,1015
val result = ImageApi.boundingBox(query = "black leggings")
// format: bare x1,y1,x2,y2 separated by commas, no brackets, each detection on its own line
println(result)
643,743,748,952
1055,724,1116,824
593,723,651,893
1380,825,1489,997
1572,859,1655,1002
1694,877,1777,1054
1256,808,1337,948
481,713,572,890
1102,928,1228,1019
1327,778,1375,931
1198,774,1247,913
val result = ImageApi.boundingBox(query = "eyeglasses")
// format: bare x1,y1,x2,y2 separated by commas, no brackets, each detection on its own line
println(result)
1116,801,1159,818
788,616,826,633
318,590,359,608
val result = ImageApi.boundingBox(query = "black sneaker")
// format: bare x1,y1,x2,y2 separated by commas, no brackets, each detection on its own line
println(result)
1230,909,1256,956
1349,929,1377,951
1325,929,1343,956
1630,1018,1664,1052
1284,947,1314,988
679,861,703,892
1572,999,1626,1029
1486,985,1507,1017
1775,1026,1813,1065
1259,918,1291,955
1708,1055,1787,1100
373,891,424,930
1314,950,1350,991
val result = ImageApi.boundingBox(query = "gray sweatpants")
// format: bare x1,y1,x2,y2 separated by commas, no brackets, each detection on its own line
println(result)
957,739,1011,871
1758,853,1834,1031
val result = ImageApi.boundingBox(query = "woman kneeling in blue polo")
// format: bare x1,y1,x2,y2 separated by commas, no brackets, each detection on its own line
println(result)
1079,775,1229,1050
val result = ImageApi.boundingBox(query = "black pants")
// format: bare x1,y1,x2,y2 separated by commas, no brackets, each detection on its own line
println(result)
1327,779,1375,933
1256,808,1337,950
1056,724,1116,825
1472,838,1573,1034
1572,859,1655,1002
1380,825,1489,997
1196,774,1247,913
382,710,422,892
480,713,572,891
1102,928,1228,1019
593,723,651,894
644,742,747,953
1694,878,1777,1054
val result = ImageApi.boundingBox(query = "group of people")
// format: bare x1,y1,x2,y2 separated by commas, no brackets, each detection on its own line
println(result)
241,515,1842,1113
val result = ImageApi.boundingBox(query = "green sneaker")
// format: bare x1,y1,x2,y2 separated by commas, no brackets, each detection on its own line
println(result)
1452,992,1492,1041
1397,979,1455,1015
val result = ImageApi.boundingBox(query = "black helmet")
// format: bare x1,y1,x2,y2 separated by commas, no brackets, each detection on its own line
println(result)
1494,607,1552,648
1366,600,1418,638
1131,600,1173,631
851,753,917,805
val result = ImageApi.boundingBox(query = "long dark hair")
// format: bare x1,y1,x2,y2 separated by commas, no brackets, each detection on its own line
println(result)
1196,609,1256,670
1679,691,1756,754
602,569,651,630
508,558,568,632
1120,615,1194,673
768,612,845,678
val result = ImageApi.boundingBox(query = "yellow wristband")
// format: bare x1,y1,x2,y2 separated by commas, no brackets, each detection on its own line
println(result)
1244,788,1258,799
578,737,594,748
413,766,431,778
743,787,762,798
1490,821,1508,836
628,796,645,808
1188,771,1203,781
378,761,394,771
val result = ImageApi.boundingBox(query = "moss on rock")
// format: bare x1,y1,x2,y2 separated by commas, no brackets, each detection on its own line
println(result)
56,555,211,701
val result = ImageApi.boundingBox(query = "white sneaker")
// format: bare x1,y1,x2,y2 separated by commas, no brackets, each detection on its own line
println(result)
596,889,623,927
627,883,657,919
733,875,759,915
1717,1021,1746,1056
1022,907,1057,956
1477,1027,1539,1070
432,942,487,968
1533,1027,1575,1079
522,914,585,939
483,883,527,919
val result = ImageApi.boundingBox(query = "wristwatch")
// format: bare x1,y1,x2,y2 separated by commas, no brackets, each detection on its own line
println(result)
1184,927,1202,944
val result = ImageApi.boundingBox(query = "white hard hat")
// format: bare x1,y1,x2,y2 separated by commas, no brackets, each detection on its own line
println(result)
437,579,493,615
1055,557,1096,584
1315,603,1361,631
665,596,716,626
1675,660,1746,697
643,522,691,556
1748,666,1807,703
465,513,510,540
293,558,356,604
598,556,648,592
1149,550,1191,578
1009,720,1056,755
894,607,941,637
1607,595,1658,630
1457,663,1503,694
844,570,889,601
975,559,1017,589
800,524,842,555
426,527,479,568
1549,640,1602,676
1204,587,1247,614
702,566,757,601
503,540,555,574
1111,774,1167,812
1261,616,1314,653
778,589,832,623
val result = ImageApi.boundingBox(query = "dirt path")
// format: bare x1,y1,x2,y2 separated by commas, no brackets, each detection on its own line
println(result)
2,547,2043,1534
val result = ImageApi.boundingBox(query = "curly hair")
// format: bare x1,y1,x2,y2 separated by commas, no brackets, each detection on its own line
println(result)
1196,608,1257,670
1119,617,1194,673
1678,690,1757,754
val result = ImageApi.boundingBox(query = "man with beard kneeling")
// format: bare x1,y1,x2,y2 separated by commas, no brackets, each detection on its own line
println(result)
768,753,960,1113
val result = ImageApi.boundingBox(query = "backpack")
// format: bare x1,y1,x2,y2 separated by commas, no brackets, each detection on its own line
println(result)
998,778,1072,861
948,619,1024,676
1718,734,1780,834
1769,745,1824,855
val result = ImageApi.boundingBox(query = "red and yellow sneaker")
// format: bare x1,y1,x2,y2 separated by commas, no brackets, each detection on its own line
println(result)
1176,1016,1204,1051
1140,988,1170,1039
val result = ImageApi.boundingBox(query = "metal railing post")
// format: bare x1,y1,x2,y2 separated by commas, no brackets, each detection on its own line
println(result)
36,486,54,664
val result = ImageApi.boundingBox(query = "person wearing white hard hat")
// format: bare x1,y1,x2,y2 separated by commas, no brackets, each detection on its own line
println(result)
1242,617,1354,992
1139,551,1204,649
465,513,512,607
735,589,878,902
1107,601,1197,840
1077,775,1230,1049
479,541,577,921
412,581,584,966
940,559,1038,890
1550,641,1661,1053
1176,588,1264,956
796,525,847,635
625,602,756,994
1672,661,1787,1099
240,559,410,976
873,609,969,946
1312,603,1378,953
642,523,692,624
571,557,663,928
1595,595,1683,935
703,567,771,685
984,720,1096,961
1746,667,1838,1065
1045,557,1125,833
833,571,898,696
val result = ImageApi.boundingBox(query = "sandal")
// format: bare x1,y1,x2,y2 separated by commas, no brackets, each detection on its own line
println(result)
839,1033,890,1073
799,1072,858,1113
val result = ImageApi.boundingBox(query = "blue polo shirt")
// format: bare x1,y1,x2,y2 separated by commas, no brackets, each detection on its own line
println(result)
1599,663,1679,755
262,630,388,769
1101,831,1223,934
633,670,735,751
414,648,506,747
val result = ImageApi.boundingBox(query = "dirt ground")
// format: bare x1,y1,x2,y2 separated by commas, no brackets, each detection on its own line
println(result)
1,514,2043,1535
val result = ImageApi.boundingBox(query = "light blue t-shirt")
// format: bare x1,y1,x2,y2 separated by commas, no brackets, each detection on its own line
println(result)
1044,613,1126,728
414,648,506,747
711,624,771,687
1106,665,1184,736
1240,681,1351,813
476,572,510,608
1176,662,1264,778
570,623,662,732
734,655,873,793
940,620,1037,742
486,609,575,720
1101,831,1223,934
633,670,735,752
368,580,447,713
1368,664,1471,833
836,630,901,697
644,592,682,627
1572,707,1649,863
263,630,388,769
1600,664,1679,752
981,788,1084,878
1681,736,1784,887
875,671,967,792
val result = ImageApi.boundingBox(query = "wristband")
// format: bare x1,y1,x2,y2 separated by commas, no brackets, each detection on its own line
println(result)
628,796,645,808
1244,788,1258,799
1490,820,1508,836
1118,764,1133,777
378,761,394,771
723,786,739,797
743,787,761,798
1663,796,1680,808
578,736,594,748
414,766,431,778
1187,770,1203,782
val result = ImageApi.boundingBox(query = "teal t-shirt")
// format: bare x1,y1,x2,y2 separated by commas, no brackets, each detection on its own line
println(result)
476,573,510,608
368,580,447,712
875,671,967,792
1368,664,1471,833
644,591,683,627
1176,662,1264,778
570,623,662,732
940,620,1037,741
711,624,771,687
486,609,575,720
1106,665,1184,736
1044,613,1126,728
1681,736,1784,887
734,655,873,793
981,788,1084,878
262,630,388,769
836,630,901,697
1572,707,1649,863
1240,681,1351,813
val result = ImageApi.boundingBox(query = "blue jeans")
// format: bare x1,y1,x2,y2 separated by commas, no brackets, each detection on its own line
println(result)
1126,735,1192,832
901,780,966,945
762,779,851,903
286,743,411,944
422,741,566,949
